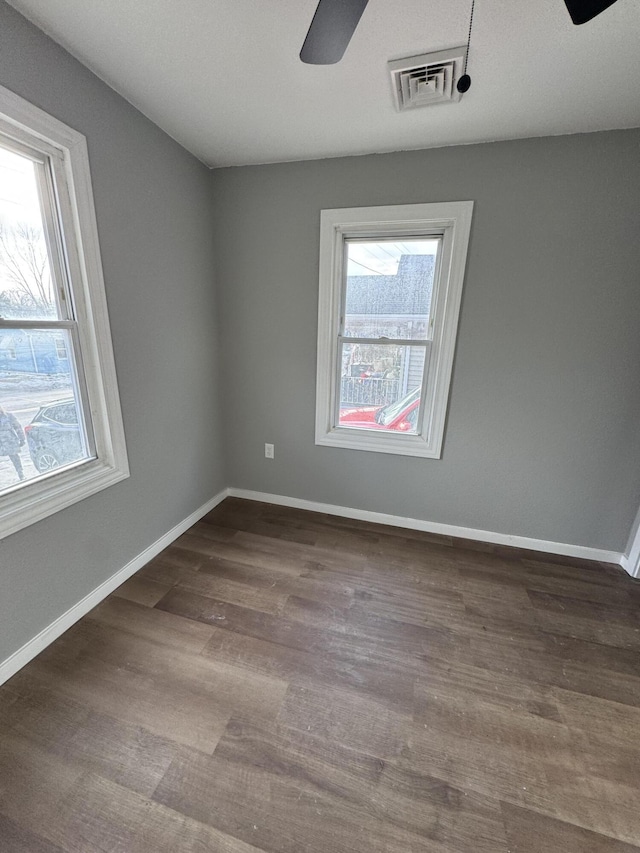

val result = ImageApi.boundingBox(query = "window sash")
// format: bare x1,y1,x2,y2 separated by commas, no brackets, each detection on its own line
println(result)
331,338,432,434
0,323,97,468
332,231,441,438
0,131,71,322
340,235,441,344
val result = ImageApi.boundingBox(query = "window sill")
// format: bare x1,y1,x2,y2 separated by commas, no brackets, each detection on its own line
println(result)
316,427,441,458
0,455,129,540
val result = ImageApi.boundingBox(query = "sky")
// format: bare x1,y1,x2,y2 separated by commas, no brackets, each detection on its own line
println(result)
0,145,51,303
0,146,42,225
346,238,439,277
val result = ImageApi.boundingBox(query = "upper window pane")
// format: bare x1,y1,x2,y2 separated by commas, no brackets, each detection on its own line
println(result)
0,145,59,321
344,239,439,340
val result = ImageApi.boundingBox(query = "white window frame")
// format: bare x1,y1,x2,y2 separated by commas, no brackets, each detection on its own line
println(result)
315,201,473,458
0,84,128,539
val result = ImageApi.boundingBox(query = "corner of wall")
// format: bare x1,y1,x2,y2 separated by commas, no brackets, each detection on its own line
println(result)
622,504,640,578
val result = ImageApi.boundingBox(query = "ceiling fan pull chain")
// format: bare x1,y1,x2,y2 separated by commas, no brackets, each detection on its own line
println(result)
457,0,475,93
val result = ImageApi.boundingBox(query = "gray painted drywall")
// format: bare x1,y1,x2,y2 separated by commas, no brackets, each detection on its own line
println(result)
0,2,225,663
212,131,640,552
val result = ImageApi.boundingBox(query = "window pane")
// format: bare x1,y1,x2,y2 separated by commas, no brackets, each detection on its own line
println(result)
0,328,91,493
344,239,438,340
0,145,60,320
338,343,426,434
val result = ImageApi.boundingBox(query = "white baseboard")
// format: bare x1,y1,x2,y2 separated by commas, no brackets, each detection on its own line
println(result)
227,487,624,567
0,488,229,687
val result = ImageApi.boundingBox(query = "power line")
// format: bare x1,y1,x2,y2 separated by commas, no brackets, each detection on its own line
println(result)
348,259,382,275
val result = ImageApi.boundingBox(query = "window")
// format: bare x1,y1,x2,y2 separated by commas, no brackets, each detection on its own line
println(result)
0,84,128,538
315,202,473,458
54,338,68,360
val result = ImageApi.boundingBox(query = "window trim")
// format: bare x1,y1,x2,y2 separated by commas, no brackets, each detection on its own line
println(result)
315,201,473,458
0,84,129,539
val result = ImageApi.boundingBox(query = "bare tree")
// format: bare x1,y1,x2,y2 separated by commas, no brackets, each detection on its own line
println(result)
0,222,53,316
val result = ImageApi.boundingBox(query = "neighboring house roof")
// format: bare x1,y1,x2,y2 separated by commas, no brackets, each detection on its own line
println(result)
346,254,434,316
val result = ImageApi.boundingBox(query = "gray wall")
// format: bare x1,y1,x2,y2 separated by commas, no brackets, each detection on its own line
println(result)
212,131,640,552
0,2,225,663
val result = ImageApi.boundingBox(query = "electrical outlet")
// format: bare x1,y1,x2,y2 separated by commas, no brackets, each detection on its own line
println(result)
265,443,274,459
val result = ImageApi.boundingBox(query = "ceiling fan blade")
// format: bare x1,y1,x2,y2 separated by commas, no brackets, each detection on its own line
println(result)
564,0,619,24
300,0,370,65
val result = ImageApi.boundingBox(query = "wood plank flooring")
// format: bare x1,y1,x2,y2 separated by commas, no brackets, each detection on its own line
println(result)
1,497,640,852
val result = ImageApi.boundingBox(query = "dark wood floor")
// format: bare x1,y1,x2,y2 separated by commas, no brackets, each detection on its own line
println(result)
1,498,640,852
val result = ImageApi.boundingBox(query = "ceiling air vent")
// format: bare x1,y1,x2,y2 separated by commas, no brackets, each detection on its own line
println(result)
388,48,467,111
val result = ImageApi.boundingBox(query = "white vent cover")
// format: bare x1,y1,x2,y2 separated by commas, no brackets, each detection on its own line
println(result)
389,48,467,111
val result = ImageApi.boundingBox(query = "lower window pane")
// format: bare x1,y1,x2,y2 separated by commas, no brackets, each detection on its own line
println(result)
338,343,426,434
0,329,91,493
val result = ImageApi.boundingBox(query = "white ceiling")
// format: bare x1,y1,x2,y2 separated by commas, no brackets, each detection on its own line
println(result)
6,0,640,168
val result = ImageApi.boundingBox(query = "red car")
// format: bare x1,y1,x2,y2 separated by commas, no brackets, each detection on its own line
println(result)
339,387,420,433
